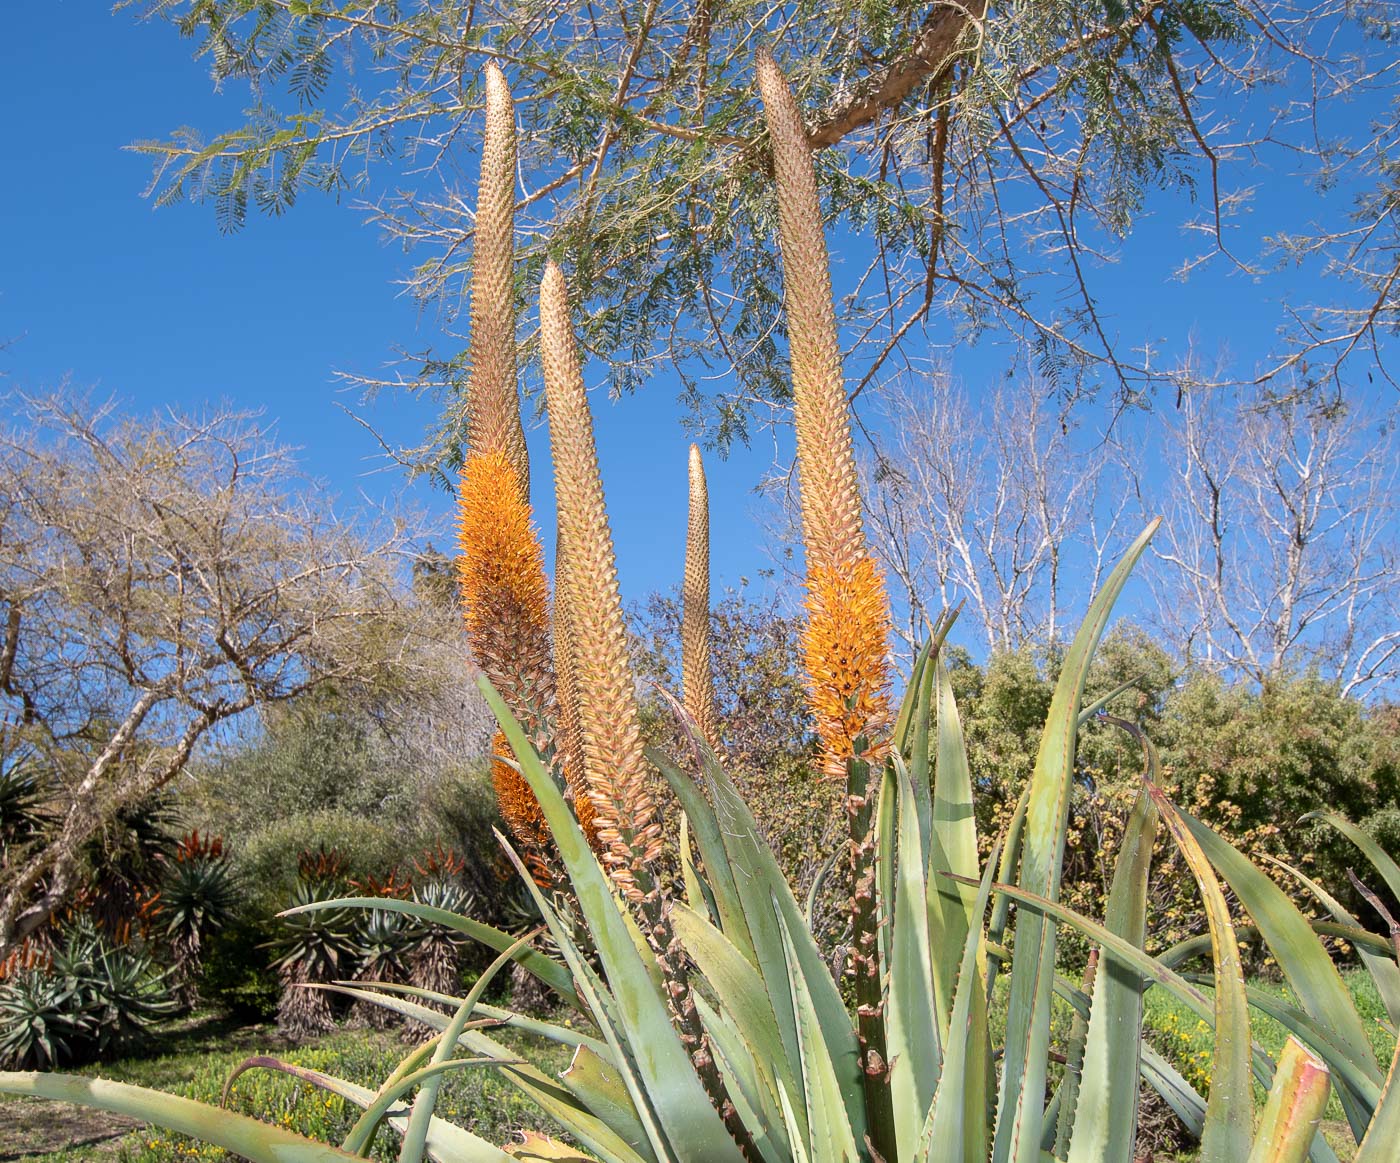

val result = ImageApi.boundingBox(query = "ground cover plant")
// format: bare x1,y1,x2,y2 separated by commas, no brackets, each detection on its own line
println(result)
3,53,1400,1163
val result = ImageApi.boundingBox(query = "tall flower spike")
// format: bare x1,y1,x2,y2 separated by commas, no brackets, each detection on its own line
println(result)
467,60,530,498
538,261,661,899
540,265,756,1163
754,48,893,778
551,519,599,847
683,444,721,752
456,448,558,868
757,48,896,1142
455,64,559,880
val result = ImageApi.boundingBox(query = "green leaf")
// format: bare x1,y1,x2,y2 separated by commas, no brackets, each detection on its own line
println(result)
1179,809,1381,1092
776,903,862,1163
1356,1032,1400,1162
0,1072,366,1162
920,835,1000,1163
888,755,942,1158
670,901,805,1147
559,1045,655,1162
484,681,746,1163
992,518,1159,1163
1066,784,1159,1163
1267,856,1400,1030
1153,793,1253,1163
1303,812,1400,907
650,748,755,964
929,652,981,1029
677,739,865,1145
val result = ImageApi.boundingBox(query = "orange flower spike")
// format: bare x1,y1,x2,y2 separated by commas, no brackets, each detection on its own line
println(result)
683,444,721,752
754,49,892,773
467,61,529,498
455,448,555,737
539,261,661,899
489,729,554,886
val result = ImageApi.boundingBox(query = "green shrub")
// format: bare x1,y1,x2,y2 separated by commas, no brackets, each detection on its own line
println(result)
233,811,419,921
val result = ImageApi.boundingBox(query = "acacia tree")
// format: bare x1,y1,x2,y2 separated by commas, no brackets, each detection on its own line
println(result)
0,394,433,959
124,0,1396,472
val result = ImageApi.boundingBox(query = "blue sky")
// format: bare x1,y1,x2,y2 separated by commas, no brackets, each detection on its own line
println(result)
1,4,784,608
3,4,1393,624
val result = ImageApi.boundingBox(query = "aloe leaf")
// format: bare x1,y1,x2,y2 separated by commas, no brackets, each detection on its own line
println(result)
399,929,539,1162
1248,1038,1331,1163
495,838,671,1163
692,993,793,1163
317,990,636,1159
421,998,654,1163
1153,792,1253,1163
804,847,843,927
650,748,755,964
336,982,613,1059
267,1057,525,1162
678,813,718,926
896,638,936,853
1356,1028,1400,1162
877,762,898,975
281,896,579,1010
929,652,980,1030
1267,855,1400,1029
992,518,1159,1163
462,1029,653,1163
1179,809,1381,1091
985,785,1030,996
243,1056,499,1160
559,1045,654,1161
1159,922,1397,968
1304,811,1400,906
888,755,942,1158
686,739,865,1144
484,681,745,1163
776,902,861,1163
1139,1044,1207,1140
1178,974,1383,1118
0,1071,364,1162
777,1079,815,1163
919,834,1001,1163
1066,783,1159,1163
670,901,805,1146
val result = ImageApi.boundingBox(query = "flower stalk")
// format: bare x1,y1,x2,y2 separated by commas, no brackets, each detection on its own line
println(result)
539,261,757,1161
683,444,721,752
756,46,896,1143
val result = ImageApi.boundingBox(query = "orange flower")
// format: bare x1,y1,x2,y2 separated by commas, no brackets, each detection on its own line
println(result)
804,557,894,778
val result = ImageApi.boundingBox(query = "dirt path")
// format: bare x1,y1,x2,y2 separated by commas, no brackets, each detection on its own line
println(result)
0,1099,138,1161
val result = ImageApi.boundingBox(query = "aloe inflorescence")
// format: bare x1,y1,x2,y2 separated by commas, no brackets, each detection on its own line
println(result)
755,47,897,1126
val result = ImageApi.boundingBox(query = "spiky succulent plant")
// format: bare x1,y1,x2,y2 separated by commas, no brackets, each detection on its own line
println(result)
159,831,239,1007
271,861,355,1039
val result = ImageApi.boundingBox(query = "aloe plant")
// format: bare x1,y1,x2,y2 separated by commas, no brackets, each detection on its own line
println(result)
8,577,1398,1160
5,53,1400,1163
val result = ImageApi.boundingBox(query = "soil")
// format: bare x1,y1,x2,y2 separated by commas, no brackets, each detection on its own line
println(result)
0,1100,138,1161
0,1011,282,1161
